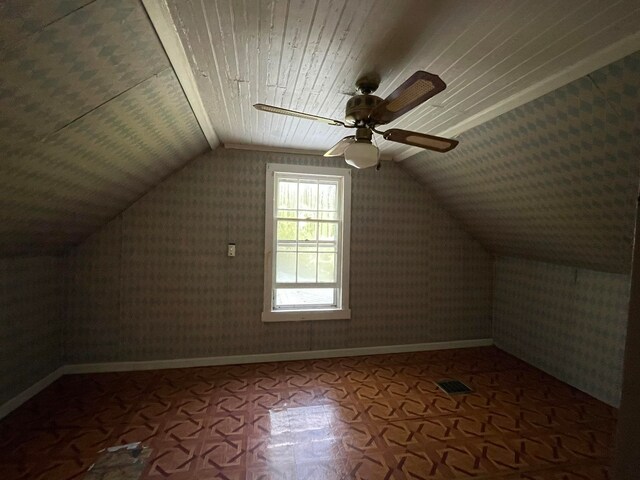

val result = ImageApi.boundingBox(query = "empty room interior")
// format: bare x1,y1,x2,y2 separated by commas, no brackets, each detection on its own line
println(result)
1,0,640,478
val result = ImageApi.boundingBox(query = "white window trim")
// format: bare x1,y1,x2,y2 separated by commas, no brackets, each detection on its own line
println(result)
262,163,351,322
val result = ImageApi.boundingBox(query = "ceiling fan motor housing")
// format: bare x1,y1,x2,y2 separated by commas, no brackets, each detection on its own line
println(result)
254,70,459,165
345,95,382,126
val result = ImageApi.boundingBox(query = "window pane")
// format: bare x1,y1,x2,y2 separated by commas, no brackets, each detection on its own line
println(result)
275,288,335,307
299,181,317,210
297,253,317,282
318,223,337,241
318,253,336,283
275,252,296,282
298,221,317,242
278,181,297,209
319,183,337,211
268,168,348,315
277,221,297,241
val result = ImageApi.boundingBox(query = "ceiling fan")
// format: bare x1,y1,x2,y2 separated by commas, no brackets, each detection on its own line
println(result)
254,71,458,169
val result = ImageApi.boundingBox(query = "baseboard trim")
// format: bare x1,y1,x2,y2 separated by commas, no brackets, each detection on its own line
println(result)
0,367,64,420
1,338,493,419
64,338,493,374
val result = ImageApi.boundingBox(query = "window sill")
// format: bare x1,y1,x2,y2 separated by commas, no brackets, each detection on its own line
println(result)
261,308,351,323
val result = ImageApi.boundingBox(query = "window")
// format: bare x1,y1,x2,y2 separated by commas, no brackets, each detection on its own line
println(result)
262,163,351,322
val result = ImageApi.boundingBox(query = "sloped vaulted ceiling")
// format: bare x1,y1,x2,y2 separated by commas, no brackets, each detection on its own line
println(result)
402,52,640,274
154,0,640,159
145,0,639,274
2,0,638,275
0,0,210,256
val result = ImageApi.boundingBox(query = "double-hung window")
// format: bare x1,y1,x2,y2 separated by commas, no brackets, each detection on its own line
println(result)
262,163,351,322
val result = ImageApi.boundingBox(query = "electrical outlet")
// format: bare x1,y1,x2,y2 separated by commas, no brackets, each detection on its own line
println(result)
227,243,236,257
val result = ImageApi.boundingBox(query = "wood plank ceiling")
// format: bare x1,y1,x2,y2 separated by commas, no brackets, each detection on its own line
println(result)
0,0,210,255
159,0,640,159
1,0,638,268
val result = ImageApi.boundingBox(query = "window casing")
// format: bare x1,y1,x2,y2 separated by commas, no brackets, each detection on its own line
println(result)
262,164,351,322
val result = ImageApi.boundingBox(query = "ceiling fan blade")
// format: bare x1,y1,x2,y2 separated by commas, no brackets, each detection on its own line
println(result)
370,71,446,124
382,128,458,153
324,136,355,157
254,103,345,126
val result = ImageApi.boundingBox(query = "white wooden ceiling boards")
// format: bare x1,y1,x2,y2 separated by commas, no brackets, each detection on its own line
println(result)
146,0,640,159
1,0,639,269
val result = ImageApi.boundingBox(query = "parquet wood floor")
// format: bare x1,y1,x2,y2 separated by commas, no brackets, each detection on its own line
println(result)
0,347,616,479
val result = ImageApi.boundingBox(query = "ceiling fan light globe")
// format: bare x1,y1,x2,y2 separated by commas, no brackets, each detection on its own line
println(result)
344,142,379,169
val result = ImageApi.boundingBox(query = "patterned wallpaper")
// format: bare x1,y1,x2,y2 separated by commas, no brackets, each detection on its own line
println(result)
0,0,209,256
4,2,635,412
65,148,493,363
0,1,93,46
0,256,64,405
402,52,640,274
494,256,630,406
